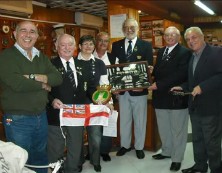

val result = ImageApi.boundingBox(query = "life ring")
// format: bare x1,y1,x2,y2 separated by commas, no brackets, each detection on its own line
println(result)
2,25,10,34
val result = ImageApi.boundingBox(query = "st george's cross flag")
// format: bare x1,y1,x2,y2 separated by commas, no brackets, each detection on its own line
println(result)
60,104,110,126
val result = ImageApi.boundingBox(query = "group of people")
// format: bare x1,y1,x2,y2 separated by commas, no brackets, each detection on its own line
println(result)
0,17,221,173
149,26,222,173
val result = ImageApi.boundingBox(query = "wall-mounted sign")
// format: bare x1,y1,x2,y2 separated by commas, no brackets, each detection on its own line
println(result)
110,14,126,38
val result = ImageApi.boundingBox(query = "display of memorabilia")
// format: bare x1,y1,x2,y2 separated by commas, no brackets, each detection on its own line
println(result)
106,61,152,92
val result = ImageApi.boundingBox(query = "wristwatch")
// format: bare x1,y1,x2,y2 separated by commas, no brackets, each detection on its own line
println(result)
29,74,35,80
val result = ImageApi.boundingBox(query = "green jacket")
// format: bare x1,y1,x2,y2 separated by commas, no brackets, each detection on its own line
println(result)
0,46,62,115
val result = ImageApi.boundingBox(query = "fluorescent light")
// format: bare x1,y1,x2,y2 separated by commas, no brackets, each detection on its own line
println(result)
194,0,215,15
32,1,47,8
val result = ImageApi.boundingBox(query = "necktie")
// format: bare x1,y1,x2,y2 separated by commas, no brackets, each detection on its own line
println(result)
127,40,132,56
162,47,169,59
66,61,76,89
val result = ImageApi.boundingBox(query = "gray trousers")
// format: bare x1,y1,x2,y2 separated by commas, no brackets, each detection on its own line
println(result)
119,92,147,150
155,109,189,162
47,125,84,173
47,125,65,163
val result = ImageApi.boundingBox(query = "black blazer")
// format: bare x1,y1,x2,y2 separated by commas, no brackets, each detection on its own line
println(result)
152,44,192,109
111,38,153,96
186,44,222,115
47,57,93,126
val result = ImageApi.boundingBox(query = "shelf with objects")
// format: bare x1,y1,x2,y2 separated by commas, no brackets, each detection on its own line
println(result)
203,29,222,47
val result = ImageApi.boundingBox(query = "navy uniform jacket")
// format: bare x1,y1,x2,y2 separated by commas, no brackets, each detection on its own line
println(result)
152,44,192,109
111,38,153,96
47,57,95,126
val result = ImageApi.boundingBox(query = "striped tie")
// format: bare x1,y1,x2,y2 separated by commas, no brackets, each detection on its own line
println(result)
66,61,76,89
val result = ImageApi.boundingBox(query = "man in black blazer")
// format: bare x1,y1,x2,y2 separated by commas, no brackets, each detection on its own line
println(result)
47,34,94,173
172,27,222,173
149,26,192,171
111,18,153,159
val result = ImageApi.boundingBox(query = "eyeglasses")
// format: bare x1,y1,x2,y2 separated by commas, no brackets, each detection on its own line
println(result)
82,43,94,47
97,39,109,43
123,26,137,31
164,33,178,37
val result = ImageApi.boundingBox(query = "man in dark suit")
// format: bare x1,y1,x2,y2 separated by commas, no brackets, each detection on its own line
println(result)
172,27,222,173
111,18,153,159
47,34,94,173
148,26,192,171
93,32,115,161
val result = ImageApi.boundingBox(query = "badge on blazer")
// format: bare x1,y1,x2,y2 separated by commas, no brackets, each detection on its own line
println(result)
84,82,87,91
137,55,142,59
92,84,112,105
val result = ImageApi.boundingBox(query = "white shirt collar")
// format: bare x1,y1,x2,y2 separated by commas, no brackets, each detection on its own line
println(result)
60,57,74,64
93,50,110,65
166,43,178,54
77,52,95,61
125,37,137,46
14,43,40,61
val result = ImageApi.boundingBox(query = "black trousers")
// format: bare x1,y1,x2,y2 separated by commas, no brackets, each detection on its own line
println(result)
100,131,112,154
190,113,222,173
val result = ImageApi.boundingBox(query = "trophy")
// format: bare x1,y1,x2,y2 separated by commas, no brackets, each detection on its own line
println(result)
92,84,112,104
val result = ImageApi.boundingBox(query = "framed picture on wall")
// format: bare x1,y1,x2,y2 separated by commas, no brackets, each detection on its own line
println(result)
141,30,152,38
106,61,152,92
80,28,96,38
140,21,152,30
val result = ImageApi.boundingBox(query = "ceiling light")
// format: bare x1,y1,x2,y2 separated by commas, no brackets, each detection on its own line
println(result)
32,1,47,7
194,0,215,15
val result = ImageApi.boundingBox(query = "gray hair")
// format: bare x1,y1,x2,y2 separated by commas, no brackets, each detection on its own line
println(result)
56,33,76,48
15,21,38,35
122,18,139,29
184,26,204,39
96,31,109,38
165,26,180,35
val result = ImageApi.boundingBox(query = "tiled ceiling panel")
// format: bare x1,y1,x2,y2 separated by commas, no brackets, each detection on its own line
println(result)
35,0,107,18
33,0,222,26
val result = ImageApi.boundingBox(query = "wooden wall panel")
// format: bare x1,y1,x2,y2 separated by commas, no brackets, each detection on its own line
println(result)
107,1,139,51
0,17,98,58
31,5,75,24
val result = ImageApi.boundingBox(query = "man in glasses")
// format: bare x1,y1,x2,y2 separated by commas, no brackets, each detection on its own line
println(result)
111,18,153,159
92,32,116,161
